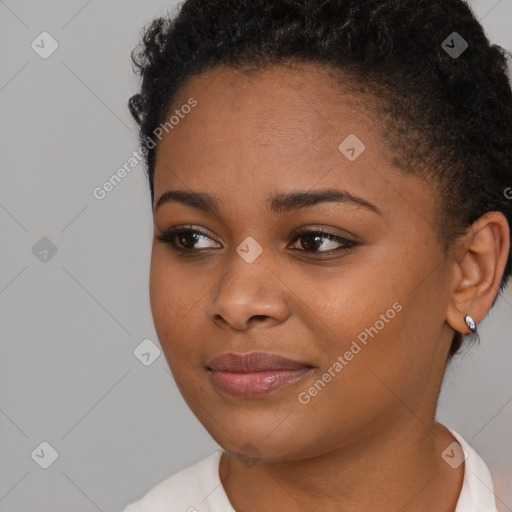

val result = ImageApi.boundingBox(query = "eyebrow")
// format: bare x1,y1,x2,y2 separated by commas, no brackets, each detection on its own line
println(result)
154,188,381,216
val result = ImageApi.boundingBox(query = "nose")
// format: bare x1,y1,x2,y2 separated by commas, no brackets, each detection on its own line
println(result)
208,262,290,331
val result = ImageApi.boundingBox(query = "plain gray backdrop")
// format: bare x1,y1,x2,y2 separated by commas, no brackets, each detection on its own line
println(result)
1,1,511,511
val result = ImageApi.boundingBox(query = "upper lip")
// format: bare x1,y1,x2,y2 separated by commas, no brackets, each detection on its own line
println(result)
207,352,312,372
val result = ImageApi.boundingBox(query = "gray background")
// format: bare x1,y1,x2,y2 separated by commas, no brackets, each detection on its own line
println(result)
0,1,511,511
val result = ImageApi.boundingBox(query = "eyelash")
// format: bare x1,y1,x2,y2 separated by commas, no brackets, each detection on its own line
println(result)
155,225,358,257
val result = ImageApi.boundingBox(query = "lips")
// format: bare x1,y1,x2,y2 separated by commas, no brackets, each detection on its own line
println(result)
207,352,314,398
207,351,311,372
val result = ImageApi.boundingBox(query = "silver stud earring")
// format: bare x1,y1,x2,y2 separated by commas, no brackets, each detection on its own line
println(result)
464,314,477,333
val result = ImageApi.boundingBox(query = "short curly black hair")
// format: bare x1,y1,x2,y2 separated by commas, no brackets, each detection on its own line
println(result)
128,0,512,360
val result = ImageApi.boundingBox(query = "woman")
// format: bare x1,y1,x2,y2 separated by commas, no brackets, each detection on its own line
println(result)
123,0,511,510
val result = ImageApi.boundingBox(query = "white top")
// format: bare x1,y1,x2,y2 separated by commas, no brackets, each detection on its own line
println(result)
121,427,497,512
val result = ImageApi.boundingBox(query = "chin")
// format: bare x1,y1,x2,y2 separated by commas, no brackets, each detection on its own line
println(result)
204,416,321,463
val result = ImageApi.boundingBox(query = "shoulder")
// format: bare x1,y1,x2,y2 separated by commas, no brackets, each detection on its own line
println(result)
121,450,224,512
447,427,498,512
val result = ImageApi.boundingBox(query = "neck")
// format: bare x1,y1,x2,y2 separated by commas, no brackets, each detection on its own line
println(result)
219,418,464,512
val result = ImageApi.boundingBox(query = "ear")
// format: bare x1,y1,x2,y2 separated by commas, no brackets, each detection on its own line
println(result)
446,211,510,334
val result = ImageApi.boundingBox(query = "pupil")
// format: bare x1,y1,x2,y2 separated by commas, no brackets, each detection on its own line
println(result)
302,235,322,251
181,232,197,249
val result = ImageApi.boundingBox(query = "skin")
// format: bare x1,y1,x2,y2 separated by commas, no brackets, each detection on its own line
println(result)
149,62,510,511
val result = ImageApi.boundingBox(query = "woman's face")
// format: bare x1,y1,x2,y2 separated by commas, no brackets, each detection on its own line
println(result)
149,63,456,461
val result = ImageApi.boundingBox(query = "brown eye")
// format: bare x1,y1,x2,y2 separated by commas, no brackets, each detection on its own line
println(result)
156,226,221,253
288,229,358,255
176,231,200,249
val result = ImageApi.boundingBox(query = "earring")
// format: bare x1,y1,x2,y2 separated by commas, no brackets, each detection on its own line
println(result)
464,314,477,333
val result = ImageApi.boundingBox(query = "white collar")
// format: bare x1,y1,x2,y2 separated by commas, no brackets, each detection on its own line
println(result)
447,427,497,512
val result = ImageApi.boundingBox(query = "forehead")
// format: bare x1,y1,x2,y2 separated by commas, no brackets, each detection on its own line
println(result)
152,62,437,230
167,62,384,146
155,64,389,181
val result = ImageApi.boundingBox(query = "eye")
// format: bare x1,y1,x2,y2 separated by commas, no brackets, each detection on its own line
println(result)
155,225,359,256
155,225,220,254
288,228,358,255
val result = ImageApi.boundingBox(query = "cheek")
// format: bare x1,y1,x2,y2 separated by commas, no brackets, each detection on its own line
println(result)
149,248,199,361
149,246,226,390
309,262,438,413
149,249,175,332
149,245,205,323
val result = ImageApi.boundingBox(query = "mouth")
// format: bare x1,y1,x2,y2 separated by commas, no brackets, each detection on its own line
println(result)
206,352,314,398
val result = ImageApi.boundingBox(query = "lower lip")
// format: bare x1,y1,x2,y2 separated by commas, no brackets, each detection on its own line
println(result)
209,368,313,398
